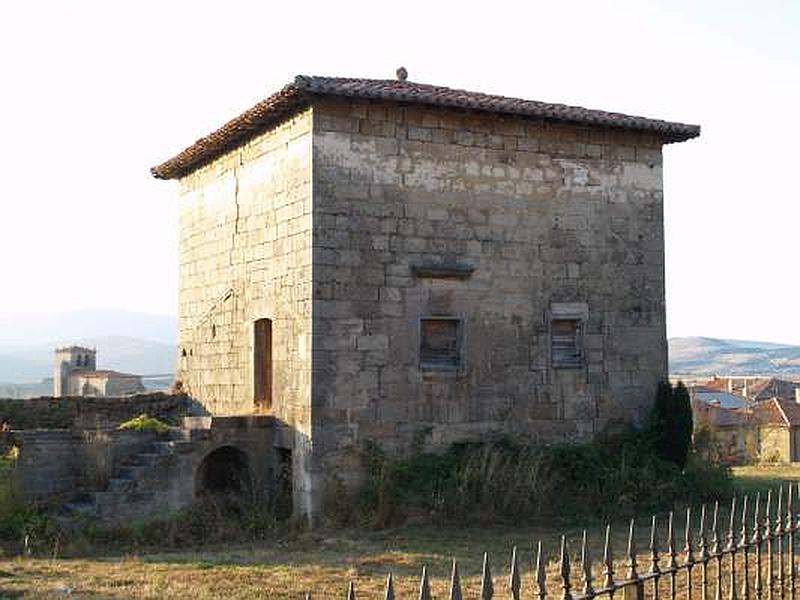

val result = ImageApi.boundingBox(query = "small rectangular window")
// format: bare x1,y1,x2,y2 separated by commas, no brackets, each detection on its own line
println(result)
551,318,582,368
420,317,462,370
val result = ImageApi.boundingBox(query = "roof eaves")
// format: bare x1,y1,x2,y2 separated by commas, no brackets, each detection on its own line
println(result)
150,83,308,180
151,74,701,181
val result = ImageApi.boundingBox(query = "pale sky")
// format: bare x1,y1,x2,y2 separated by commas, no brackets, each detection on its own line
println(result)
0,0,798,343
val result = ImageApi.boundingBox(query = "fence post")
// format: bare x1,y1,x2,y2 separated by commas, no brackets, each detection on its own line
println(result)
742,495,751,600
700,504,710,600
536,541,548,600
583,530,596,598
603,524,615,596
623,519,645,600
510,546,521,600
669,511,678,600
713,501,723,600
729,497,738,600
787,484,795,600
755,492,764,600
560,536,573,600
419,565,431,600
450,559,463,600
384,573,395,600
481,552,494,600
767,490,775,600
777,487,785,600
686,506,696,600
649,515,662,600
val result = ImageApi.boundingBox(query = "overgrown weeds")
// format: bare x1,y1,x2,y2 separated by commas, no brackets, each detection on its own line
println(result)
72,494,285,554
358,426,732,528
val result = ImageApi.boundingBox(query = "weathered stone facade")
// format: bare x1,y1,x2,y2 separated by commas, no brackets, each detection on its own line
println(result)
176,111,315,515
157,76,698,521
310,99,668,494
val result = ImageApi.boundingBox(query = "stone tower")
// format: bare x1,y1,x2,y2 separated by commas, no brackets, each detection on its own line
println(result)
151,74,700,521
53,346,96,397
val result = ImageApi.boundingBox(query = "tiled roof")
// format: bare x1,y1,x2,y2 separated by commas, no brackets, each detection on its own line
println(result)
151,75,701,180
753,398,800,427
692,400,749,428
691,390,748,410
72,370,140,379
749,378,799,401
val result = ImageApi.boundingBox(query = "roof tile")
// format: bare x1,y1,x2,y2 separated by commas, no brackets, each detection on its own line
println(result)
151,75,700,180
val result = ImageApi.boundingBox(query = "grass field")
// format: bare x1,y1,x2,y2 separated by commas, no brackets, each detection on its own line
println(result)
0,464,795,599
0,516,698,600
731,463,800,496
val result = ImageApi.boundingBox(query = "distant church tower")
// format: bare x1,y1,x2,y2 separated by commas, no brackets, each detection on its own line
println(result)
53,346,96,397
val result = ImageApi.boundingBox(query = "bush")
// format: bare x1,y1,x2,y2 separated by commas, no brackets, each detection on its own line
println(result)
117,414,171,434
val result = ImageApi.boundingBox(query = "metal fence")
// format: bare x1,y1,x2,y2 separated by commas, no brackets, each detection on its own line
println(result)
310,484,800,600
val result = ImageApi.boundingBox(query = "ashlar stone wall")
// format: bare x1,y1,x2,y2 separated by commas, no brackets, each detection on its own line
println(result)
176,110,315,515
175,97,672,519
311,98,668,492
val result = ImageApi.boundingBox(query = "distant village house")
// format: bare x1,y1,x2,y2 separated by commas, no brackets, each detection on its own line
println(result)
691,376,800,464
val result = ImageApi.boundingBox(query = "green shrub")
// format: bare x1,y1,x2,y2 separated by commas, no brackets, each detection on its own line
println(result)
117,414,171,434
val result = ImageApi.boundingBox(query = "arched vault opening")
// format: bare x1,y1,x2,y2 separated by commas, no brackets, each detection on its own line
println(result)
195,445,252,501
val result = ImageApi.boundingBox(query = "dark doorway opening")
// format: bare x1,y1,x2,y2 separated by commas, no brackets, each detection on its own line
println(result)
254,318,273,410
274,447,292,520
195,446,252,505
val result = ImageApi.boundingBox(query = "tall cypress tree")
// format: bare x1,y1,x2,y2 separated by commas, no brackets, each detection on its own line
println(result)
650,380,693,469
672,382,693,469
650,380,673,462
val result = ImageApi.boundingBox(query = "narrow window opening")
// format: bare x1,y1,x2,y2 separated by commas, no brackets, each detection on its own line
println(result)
551,318,583,368
254,318,273,409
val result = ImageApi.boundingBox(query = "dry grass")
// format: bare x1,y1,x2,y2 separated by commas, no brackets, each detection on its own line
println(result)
0,465,775,599
732,464,800,483
0,522,671,599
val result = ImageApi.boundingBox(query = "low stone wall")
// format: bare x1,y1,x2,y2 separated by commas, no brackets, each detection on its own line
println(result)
0,393,192,430
10,428,159,503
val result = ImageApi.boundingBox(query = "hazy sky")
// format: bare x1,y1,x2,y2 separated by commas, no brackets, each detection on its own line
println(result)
1,1,798,343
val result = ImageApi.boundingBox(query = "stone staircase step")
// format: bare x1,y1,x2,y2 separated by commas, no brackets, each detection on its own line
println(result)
60,423,202,523
125,452,160,467
117,465,151,480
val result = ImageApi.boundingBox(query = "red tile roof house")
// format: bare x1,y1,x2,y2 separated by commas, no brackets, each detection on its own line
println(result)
151,73,700,521
705,376,800,402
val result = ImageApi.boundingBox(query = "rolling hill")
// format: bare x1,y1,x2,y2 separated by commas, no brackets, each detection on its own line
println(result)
0,309,797,384
669,337,800,376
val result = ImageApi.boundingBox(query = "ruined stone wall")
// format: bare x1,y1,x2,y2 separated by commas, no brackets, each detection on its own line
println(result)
175,110,315,517
311,98,668,491
11,429,157,502
0,393,191,430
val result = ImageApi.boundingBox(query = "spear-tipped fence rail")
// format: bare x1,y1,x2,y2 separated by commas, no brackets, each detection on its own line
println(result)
307,484,800,599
